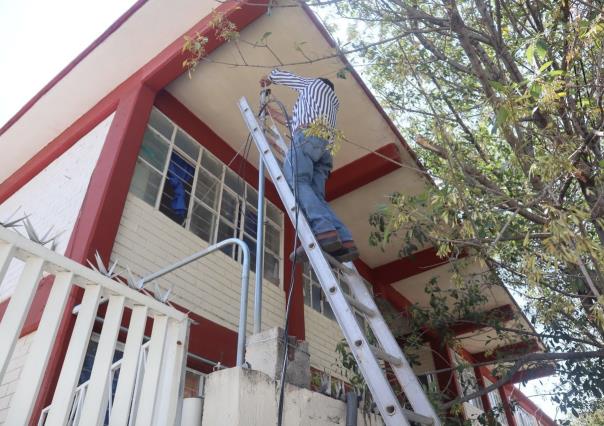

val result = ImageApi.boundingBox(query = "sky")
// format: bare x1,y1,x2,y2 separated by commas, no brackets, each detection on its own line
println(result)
0,0,561,421
0,0,137,126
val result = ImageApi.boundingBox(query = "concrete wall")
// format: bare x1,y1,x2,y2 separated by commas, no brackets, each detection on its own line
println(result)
304,306,345,379
0,332,36,425
0,113,113,301
111,194,286,334
201,367,383,426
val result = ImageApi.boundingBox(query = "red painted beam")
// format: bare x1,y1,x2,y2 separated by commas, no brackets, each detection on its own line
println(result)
326,143,401,201
472,340,540,363
510,364,556,384
372,247,451,286
284,222,305,339
31,82,157,423
449,304,515,336
507,384,557,426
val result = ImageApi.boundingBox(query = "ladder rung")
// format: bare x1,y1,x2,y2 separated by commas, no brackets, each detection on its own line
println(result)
369,344,403,367
402,409,435,425
343,294,376,317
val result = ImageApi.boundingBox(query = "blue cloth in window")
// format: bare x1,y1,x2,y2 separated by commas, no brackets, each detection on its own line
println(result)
167,154,194,221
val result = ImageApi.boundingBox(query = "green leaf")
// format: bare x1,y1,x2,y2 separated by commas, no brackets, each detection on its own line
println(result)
489,80,506,92
530,83,542,98
526,42,535,64
535,39,548,60
549,69,564,77
538,60,553,73
493,106,510,132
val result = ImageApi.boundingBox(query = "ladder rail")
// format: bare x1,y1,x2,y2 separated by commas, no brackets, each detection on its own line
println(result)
238,96,441,426
340,263,442,424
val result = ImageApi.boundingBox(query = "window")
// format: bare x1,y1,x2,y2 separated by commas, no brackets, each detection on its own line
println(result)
129,108,283,285
484,377,509,425
302,264,368,330
515,407,538,426
452,351,484,411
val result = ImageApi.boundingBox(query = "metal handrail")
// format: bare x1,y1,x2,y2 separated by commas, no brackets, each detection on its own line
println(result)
137,238,251,366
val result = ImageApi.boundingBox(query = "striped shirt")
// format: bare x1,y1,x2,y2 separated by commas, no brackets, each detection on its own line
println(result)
268,69,339,134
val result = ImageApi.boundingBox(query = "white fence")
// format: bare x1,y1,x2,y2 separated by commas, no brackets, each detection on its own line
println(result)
0,225,189,425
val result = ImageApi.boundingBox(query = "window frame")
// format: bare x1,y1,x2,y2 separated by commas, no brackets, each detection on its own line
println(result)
130,107,284,287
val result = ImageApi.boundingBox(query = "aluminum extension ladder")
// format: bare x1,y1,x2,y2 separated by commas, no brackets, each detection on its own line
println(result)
238,97,441,426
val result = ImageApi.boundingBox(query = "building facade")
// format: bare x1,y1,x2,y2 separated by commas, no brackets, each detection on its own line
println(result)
0,1,556,424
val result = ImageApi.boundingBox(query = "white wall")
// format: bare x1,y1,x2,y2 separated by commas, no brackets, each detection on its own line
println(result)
112,194,285,335
0,332,36,426
0,113,113,301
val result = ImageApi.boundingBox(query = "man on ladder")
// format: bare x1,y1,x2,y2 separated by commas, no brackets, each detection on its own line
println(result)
260,69,359,263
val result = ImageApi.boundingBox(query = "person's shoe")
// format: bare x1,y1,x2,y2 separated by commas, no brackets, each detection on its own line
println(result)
331,241,359,263
289,231,342,262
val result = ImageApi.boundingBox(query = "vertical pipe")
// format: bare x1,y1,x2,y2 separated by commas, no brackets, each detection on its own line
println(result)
346,391,358,426
237,241,251,366
254,90,269,334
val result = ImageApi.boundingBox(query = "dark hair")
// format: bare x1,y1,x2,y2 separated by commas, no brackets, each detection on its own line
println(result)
318,78,334,91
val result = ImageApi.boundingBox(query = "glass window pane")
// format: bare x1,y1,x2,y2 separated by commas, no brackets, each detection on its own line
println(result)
323,297,335,320
175,129,200,161
265,222,280,254
246,186,258,206
220,190,239,223
130,159,161,206
244,206,258,239
224,168,244,195
266,203,282,225
201,152,223,178
217,221,236,257
311,285,321,312
243,235,257,273
140,127,169,171
264,252,280,285
195,170,219,209
184,371,202,398
159,153,195,225
190,202,216,242
148,108,174,140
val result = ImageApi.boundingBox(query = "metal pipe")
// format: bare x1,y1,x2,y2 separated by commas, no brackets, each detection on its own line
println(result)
254,90,270,334
75,238,251,367
346,391,358,426
138,238,250,366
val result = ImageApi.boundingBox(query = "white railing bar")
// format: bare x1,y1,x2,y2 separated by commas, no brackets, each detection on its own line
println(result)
134,315,169,426
0,226,185,321
79,294,126,425
129,346,148,425
0,242,15,283
45,284,102,426
5,272,74,425
109,305,149,426
154,318,189,426
0,256,45,378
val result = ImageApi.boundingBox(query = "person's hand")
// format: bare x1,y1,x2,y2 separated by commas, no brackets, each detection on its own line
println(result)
259,75,271,87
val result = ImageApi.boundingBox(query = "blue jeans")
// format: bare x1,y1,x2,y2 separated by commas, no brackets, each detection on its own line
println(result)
283,130,353,242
